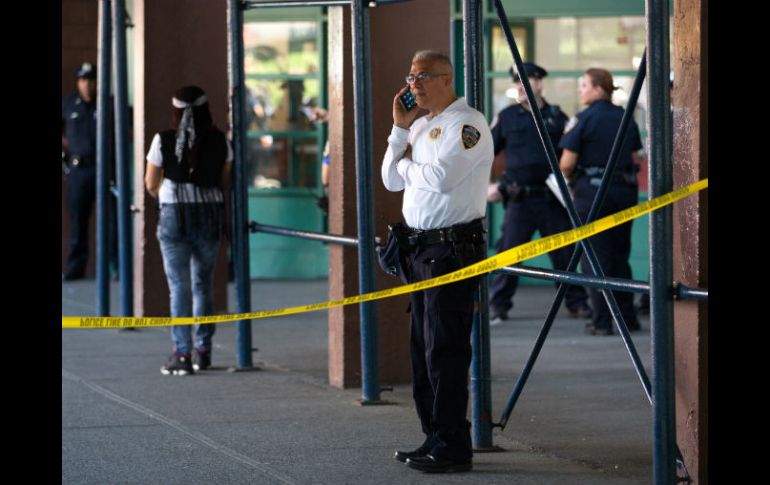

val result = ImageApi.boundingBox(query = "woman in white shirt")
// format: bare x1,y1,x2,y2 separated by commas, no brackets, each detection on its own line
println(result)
145,85,232,376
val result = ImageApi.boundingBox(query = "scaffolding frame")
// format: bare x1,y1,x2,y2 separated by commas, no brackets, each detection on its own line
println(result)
86,0,706,483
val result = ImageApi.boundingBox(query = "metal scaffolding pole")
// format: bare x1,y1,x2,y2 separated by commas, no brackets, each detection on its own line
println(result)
228,0,254,369
646,0,676,482
95,0,112,316
246,222,708,301
351,0,380,403
463,0,494,451
112,0,133,318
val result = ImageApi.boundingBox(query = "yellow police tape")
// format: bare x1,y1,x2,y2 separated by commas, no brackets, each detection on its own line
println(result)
62,178,707,329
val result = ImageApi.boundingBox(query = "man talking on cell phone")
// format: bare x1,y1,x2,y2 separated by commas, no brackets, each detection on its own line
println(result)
381,50,493,473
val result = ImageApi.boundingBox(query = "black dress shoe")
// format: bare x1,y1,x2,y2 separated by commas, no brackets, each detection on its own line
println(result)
584,323,613,336
62,271,84,281
405,454,472,473
394,447,428,463
567,304,593,319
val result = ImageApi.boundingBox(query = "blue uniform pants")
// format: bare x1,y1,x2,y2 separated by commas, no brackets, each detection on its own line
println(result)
489,196,589,315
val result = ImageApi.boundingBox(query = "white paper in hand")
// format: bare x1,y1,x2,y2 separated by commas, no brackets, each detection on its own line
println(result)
546,173,569,209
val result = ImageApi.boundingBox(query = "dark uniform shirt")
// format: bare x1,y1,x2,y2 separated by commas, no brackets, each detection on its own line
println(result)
491,102,567,186
558,100,642,173
62,92,97,158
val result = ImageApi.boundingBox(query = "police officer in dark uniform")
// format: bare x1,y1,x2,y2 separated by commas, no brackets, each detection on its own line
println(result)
488,62,591,324
62,62,118,280
559,67,642,336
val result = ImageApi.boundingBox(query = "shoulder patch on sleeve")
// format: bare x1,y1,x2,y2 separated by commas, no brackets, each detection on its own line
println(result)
563,116,578,134
462,124,481,150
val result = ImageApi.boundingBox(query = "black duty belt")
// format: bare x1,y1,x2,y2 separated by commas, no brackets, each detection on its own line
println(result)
70,154,95,167
518,185,549,198
579,165,638,185
405,218,486,247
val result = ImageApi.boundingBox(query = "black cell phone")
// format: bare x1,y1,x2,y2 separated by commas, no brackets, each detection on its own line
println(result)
399,89,416,111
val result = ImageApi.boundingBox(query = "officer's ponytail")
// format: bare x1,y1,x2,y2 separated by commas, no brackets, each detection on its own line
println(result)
584,68,617,101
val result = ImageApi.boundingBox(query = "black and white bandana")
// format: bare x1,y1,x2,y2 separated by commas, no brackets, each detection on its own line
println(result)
172,94,208,163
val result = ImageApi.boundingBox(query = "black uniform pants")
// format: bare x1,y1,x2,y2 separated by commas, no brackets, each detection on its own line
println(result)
574,178,640,331
406,239,484,462
489,196,589,315
65,165,118,277
65,165,96,276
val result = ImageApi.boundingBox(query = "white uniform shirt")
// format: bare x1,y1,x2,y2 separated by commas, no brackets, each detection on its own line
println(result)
146,133,233,204
381,97,494,229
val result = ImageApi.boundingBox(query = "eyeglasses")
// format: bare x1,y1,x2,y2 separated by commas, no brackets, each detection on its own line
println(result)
405,72,450,84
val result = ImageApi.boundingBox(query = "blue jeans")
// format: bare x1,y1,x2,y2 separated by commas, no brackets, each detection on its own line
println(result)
157,203,222,355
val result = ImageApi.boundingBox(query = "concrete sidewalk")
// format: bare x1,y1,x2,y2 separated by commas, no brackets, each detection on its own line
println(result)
62,278,653,484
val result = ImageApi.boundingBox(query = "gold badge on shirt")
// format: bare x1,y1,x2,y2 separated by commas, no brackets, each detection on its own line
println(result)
429,126,442,141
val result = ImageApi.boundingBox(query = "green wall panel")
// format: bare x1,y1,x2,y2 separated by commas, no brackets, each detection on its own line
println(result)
247,190,328,279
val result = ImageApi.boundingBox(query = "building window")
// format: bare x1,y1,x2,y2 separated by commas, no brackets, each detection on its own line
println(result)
243,20,325,190
488,16,649,128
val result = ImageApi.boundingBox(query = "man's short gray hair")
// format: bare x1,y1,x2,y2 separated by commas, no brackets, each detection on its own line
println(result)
411,50,453,70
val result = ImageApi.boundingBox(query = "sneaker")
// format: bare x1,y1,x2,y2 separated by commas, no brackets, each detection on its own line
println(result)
160,353,194,376
489,310,508,326
192,348,211,371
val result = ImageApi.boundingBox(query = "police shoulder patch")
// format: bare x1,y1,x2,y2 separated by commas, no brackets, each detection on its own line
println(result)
461,124,481,150
563,116,578,134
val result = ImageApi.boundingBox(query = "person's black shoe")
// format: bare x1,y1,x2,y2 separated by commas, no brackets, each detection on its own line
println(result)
567,304,593,319
62,270,84,281
489,310,508,326
395,448,425,463
584,323,613,336
192,348,211,371
405,454,472,473
160,353,194,376
395,435,438,463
